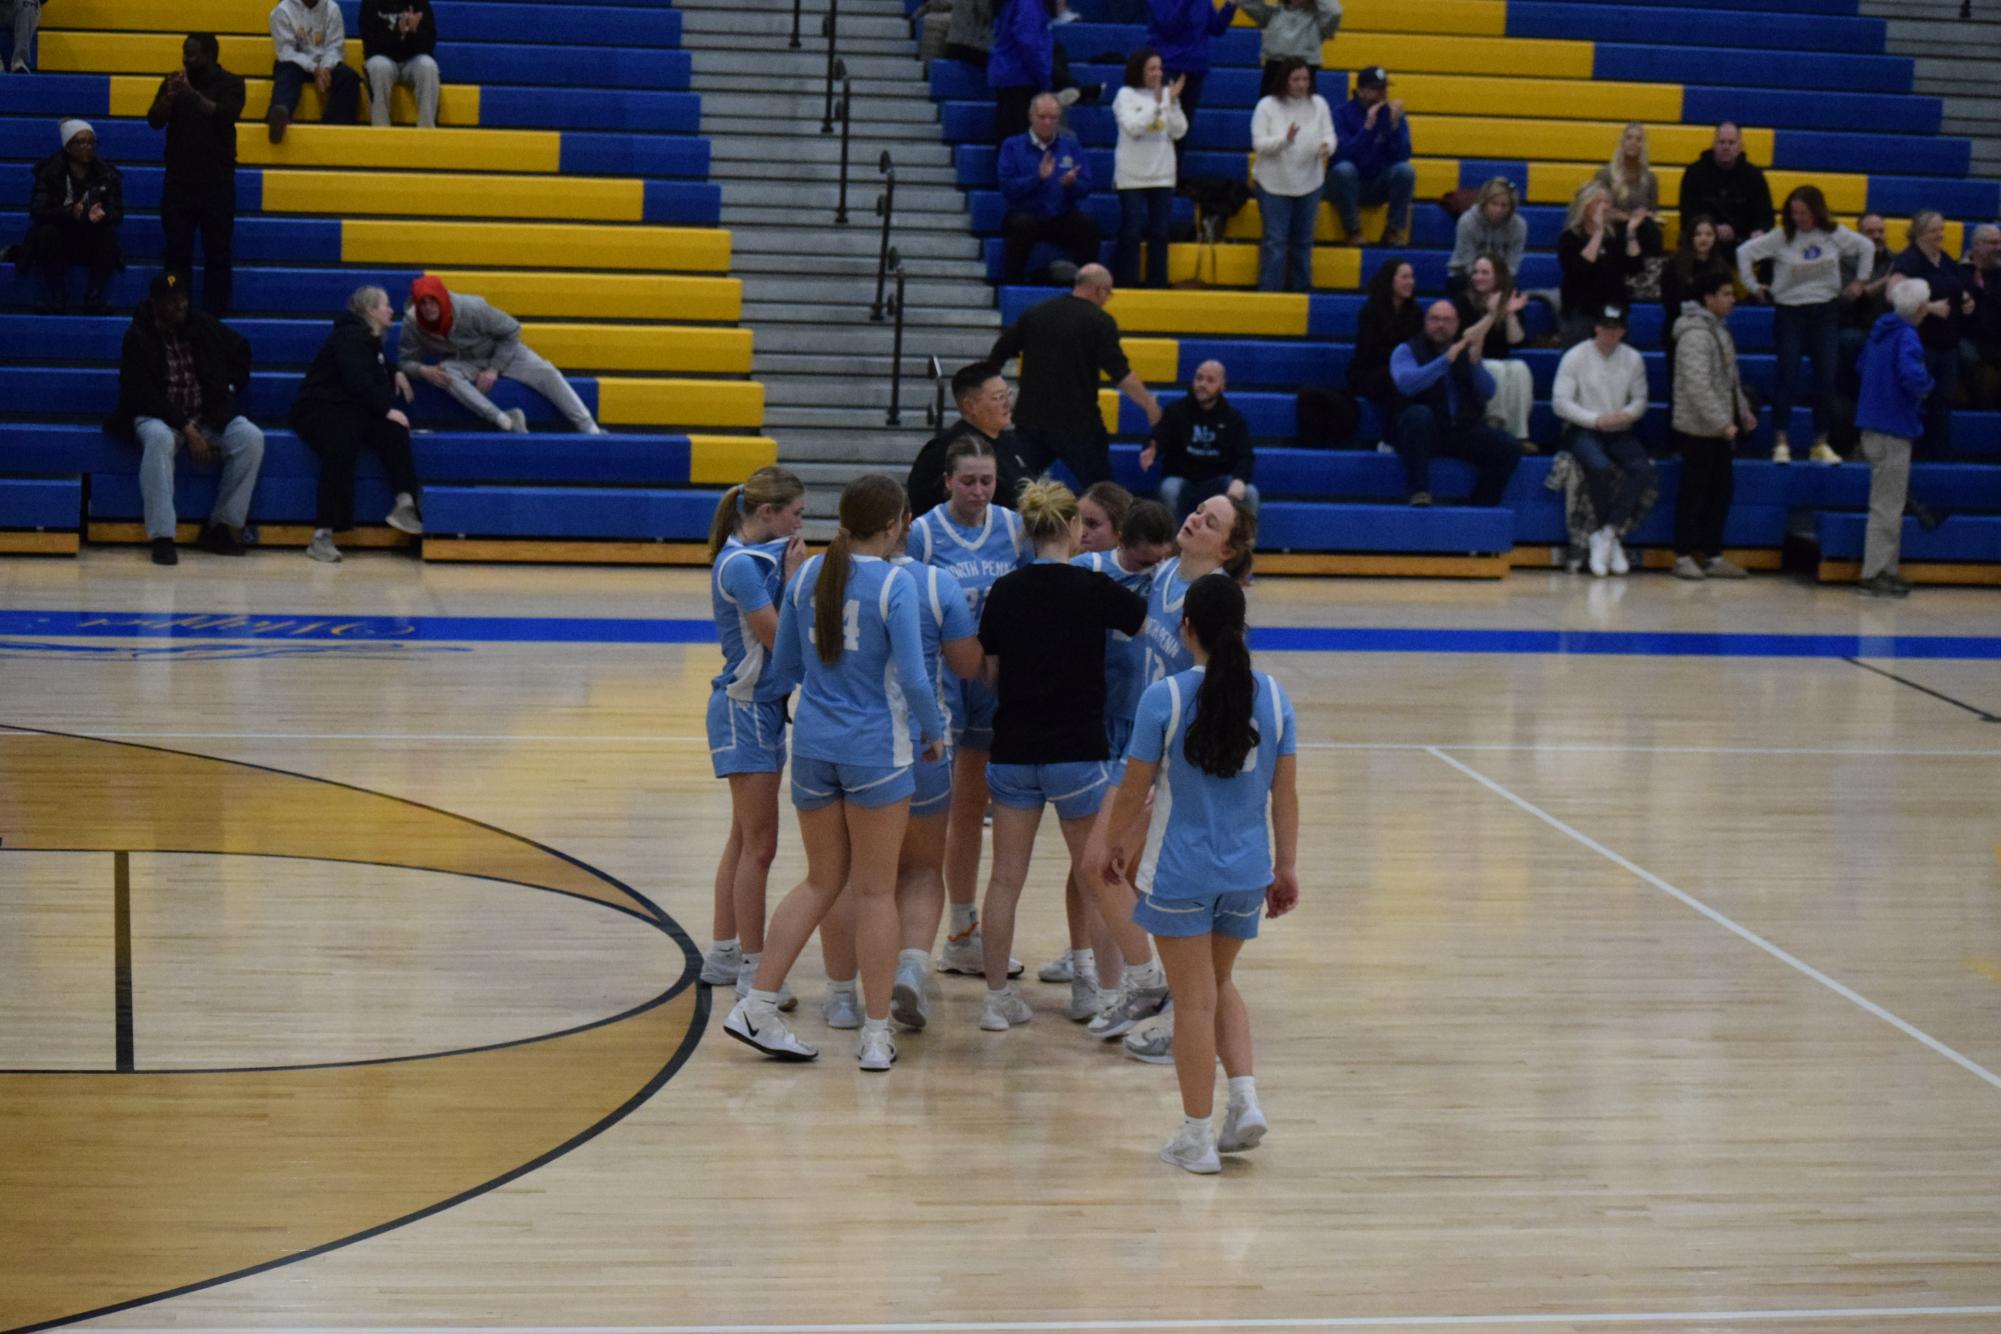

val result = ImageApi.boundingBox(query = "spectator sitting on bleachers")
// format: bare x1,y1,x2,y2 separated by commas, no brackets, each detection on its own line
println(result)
1326,66,1413,246
1454,254,1534,448
268,0,361,144
361,0,439,129
2,0,38,73
1250,58,1334,294
945,0,994,67
1660,214,1730,340
398,276,603,435
1238,0,1341,98
108,271,266,566
1347,257,1418,413
1447,177,1525,294
292,284,424,563
1671,270,1756,582
1389,299,1518,508
998,93,1101,286
1854,277,1936,598
1960,224,2001,409
1890,210,1973,459
1677,122,1773,265
150,34,244,318
1146,0,1237,160
1140,359,1257,519
991,0,1054,150
1112,49,1186,290
1735,185,1874,465
1591,123,1662,257
909,360,1030,515
990,262,1161,485
25,120,122,314
1557,183,1641,348
1554,303,1654,577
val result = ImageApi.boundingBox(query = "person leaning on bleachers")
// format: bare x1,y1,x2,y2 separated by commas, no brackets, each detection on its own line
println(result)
1140,359,1257,519
24,119,122,314
1446,177,1525,294
1112,49,1186,290
292,285,424,564
1237,0,1341,99
1556,183,1640,347
107,271,267,567
361,0,439,129
398,276,604,435
909,361,1031,516
149,34,244,318
1346,257,1418,415
1454,253,1534,448
1325,66,1413,247
1553,303,1655,578
997,93,1102,286
1677,123,1772,265
990,0,1054,150
1890,210,1974,459
1146,0,1237,159
267,0,361,143
1853,277,1938,598
1388,299,1520,508
1591,123,1662,257
1959,224,2001,410
1,0,38,73
1671,270,1757,582
1249,57,1334,294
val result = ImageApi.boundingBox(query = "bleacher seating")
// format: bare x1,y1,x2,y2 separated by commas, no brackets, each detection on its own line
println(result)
0,0,771,561
936,0,2001,581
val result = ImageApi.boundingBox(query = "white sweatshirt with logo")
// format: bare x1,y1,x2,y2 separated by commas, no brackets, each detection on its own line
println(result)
1735,224,1875,307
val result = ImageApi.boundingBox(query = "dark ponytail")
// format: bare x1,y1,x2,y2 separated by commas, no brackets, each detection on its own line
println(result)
815,473,906,665
1181,573,1259,778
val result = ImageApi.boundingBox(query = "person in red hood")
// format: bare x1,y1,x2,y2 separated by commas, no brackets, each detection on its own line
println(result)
397,276,604,433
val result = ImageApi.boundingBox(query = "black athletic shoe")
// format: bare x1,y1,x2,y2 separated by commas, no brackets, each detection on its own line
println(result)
150,538,179,566
198,523,247,556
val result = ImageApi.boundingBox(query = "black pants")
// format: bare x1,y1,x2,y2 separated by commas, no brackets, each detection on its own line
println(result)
1002,208,1101,283
33,218,119,303
1015,425,1111,487
294,407,420,531
271,60,362,123
1392,405,1521,505
1675,435,1735,559
994,84,1036,150
161,183,235,316
1167,67,1206,167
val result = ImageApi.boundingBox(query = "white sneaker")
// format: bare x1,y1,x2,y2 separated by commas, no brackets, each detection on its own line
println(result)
822,987,861,1030
979,986,1033,1031
735,960,797,1011
1609,538,1630,576
698,943,742,986
1087,981,1170,1039
385,499,423,535
1587,526,1611,578
937,925,1021,977
1038,953,1075,983
1066,971,1100,1021
1771,441,1792,464
1217,1100,1268,1153
1122,1013,1175,1064
1159,1122,1222,1174
856,1027,896,1071
502,407,529,434
722,1002,818,1061
306,531,342,564
890,963,929,1030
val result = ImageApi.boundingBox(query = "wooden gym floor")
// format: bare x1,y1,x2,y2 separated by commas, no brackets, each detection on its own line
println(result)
2,552,2000,1334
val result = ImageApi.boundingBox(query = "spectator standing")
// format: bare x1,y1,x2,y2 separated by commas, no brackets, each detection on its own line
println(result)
1347,257,1418,412
1553,304,1654,577
291,285,424,563
990,0,1053,150
1140,359,1257,518
944,0,993,67
1960,224,2001,409
908,361,1031,515
398,276,603,434
1661,214,1731,330
3,0,38,72
1853,277,1936,598
1591,122,1661,255
1455,253,1533,446
361,0,439,129
1238,0,1342,97
1677,122,1773,264
27,120,122,314
1556,182,1641,347
1112,49,1186,290
107,272,266,566
1249,58,1334,293
1671,270,1757,581
990,263,1161,485
1447,177,1526,292
1388,300,1520,507
149,34,244,317
1735,184,1874,464
268,0,361,143
1326,66,1413,245
1890,210,1973,459
997,93,1100,286
1146,0,1237,159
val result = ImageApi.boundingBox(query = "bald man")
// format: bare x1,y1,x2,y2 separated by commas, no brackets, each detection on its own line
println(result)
1140,359,1257,519
1388,299,1521,506
997,92,1102,285
990,263,1161,486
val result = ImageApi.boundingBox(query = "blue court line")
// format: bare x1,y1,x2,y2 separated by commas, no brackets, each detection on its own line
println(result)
4,610,2001,660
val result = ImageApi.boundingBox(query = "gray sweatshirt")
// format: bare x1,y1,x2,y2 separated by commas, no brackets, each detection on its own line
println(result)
1448,207,1528,278
398,292,524,372
1735,224,1875,307
270,0,346,72
1236,0,1342,64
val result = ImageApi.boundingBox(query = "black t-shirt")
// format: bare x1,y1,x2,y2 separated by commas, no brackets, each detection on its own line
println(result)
989,294,1132,439
979,561,1148,764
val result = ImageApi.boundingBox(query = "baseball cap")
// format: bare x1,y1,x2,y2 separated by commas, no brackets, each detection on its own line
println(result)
1593,303,1629,327
1356,66,1389,90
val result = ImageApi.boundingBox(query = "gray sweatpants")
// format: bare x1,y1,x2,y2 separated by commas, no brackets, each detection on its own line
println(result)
2,0,39,71
136,415,266,539
1859,429,1911,580
366,53,440,127
440,345,600,432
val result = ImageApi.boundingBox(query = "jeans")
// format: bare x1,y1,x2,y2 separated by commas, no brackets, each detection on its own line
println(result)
135,415,266,540
1256,187,1318,293
1116,187,1173,289
271,60,362,123
1,0,38,70
1157,474,1258,521
365,53,440,127
1001,208,1102,284
1324,159,1415,238
1674,435,1735,560
1770,299,1840,439
293,406,421,531
1015,425,1110,487
1392,405,1521,505
1919,342,1957,460
430,346,598,432
160,183,235,316
1858,430,1911,579
1564,428,1654,529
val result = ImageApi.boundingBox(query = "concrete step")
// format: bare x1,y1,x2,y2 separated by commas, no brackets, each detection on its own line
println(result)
756,349,974,375
752,323,997,355
696,71,941,100
688,32,921,58
744,298,1000,327
731,226,978,260
699,90,938,124
764,405,947,430
735,254,989,284
680,8,913,40
709,142,954,175
720,184,969,216
739,273,993,305
733,243,984,273
763,377,916,408
704,116,947,146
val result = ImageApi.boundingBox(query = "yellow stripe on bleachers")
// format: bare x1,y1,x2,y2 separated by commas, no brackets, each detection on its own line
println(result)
261,171,644,222
513,324,754,375
1235,0,1507,36
343,220,730,273
43,31,377,77
1120,338,1179,383
1168,242,1362,290
1323,33,1594,80
48,0,315,33
1390,74,1681,124
1106,290,1307,336
1423,119,1767,168
1226,160,1458,243
689,435,780,485
1097,389,1119,435
238,124,559,172
597,380,765,430
418,272,740,322
108,73,477,125
1525,162,1870,213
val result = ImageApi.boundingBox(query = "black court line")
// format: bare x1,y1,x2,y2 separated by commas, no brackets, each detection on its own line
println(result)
1846,657,2001,723
113,852,134,1073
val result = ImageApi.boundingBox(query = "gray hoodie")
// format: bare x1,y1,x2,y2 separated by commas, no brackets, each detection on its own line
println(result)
1671,304,1751,439
270,0,346,72
1237,0,1342,64
398,292,524,372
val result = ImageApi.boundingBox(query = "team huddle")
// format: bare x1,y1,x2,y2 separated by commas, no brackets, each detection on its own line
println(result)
700,446,1299,1174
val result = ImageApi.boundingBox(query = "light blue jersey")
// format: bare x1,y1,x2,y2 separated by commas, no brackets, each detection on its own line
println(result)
909,503,1030,747
1129,668,1297,899
1072,548,1156,729
773,553,947,768
891,555,978,748
1138,557,1198,690
710,535,793,704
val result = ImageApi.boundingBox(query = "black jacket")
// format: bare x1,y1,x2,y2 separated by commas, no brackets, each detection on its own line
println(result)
149,64,246,193
361,0,438,63
1149,393,1253,484
908,421,1030,517
1557,228,1642,318
295,309,397,419
989,294,1132,439
1346,297,1421,405
30,151,124,228
107,301,253,438
1676,151,1774,248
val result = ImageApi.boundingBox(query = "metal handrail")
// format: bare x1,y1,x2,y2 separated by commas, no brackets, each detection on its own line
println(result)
790,0,803,48
833,59,853,224
925,354,946,428
884,248,908,426
870,152,897,321
820,0,840,133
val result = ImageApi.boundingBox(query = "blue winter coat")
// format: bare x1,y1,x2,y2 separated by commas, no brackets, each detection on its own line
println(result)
1854,311,1934,441
1332,95,1412,178
989,0,1052,90
1147,0,1238,73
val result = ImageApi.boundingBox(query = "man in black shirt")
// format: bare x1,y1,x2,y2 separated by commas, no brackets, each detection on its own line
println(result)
907,361,1031,516
149,33,245,316
1677,122,1773,265
988,263,1162,487
1140,358,1257,520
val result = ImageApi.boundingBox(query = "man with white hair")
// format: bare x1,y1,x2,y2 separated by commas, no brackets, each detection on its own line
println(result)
1852,277,1936,597
1960,223,2001,408
995,92,1101,286
1139,359,1257,520
26,119,122,313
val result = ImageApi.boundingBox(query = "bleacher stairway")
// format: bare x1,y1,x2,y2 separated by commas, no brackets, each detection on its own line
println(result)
1861,0,2001,177
681,0,1000,520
